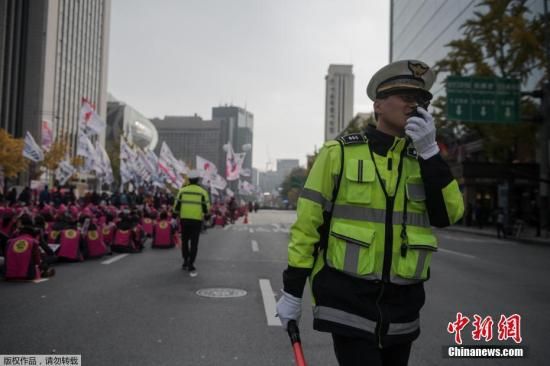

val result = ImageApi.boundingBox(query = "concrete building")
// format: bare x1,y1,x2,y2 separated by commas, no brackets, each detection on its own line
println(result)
277,159,300,178
0,0,111,151
151,115,226,171
325,64,354,141
212,105,254,175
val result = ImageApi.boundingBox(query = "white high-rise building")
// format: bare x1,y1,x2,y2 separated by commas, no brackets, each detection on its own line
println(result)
0,0,111,152
324,64,354,141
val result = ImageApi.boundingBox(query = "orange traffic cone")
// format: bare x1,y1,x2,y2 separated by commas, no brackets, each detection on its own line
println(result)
243,213,248,224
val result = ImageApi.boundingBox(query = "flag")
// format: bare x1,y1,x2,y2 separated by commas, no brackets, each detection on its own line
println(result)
23,131,44,162
225,144,240,181
79,99,106,135
196,155,217,175
120,138,136,161
55,160,76,185
41,120,53,151
77,131,99,173
210,173,227,190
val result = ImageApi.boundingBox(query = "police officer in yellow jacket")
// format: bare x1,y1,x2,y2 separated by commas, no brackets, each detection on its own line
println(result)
276,60,464,366
173,170,210,276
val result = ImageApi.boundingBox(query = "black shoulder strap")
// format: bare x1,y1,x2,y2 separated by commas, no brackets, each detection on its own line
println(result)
317,140,344,258
331,140,345,206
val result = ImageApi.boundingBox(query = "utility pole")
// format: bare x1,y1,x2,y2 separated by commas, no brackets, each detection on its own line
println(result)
539,0,550,236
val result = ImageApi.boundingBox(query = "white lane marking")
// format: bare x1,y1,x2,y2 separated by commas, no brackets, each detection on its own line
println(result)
101,254,129,265
251,240,259,252
438,248,477,259
33,278,49,283
259,279,282,326
249,228,255,233
223,225,231,231
255,227,270,233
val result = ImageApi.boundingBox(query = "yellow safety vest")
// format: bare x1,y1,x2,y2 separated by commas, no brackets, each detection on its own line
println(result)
174,184,210,220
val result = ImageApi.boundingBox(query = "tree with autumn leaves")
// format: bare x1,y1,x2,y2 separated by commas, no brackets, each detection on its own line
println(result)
0,129,28,181
433,0,547,163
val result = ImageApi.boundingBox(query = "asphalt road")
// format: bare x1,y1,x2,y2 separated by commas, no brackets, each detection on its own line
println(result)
1,210,548,365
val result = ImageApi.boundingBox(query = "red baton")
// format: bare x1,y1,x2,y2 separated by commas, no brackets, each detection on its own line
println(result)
287,320,307,366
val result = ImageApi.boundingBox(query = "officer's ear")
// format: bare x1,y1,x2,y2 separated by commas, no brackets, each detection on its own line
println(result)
373,99,383,120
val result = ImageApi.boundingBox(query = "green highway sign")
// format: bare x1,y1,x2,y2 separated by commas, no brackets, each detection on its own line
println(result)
446,76,520,124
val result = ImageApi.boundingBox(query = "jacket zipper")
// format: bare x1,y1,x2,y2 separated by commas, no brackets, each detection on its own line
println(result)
376,282,385,348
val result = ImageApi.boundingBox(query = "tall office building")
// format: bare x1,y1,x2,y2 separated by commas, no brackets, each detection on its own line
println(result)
324,64,354,141
0,0,111,151
277,159,300,178
212,105,254,175
389,0,546,226
390,0,544,96
151,115,225,170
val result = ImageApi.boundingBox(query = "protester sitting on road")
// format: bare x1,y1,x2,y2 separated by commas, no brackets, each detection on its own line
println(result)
4,214,55,280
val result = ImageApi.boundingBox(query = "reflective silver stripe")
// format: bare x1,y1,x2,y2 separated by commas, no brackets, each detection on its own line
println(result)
180,200,201,205
299,188,333,211
413,250,430,279
344,242,360,273
333,204,430,227
333,205,386,223
390,275,423,285
182,192,203,196
387,318,420,335
313,306,377,334
326,258,381,281
407,183,426,201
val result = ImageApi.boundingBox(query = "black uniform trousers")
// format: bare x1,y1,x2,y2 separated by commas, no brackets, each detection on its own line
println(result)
180,219,202,266
332,334,412,366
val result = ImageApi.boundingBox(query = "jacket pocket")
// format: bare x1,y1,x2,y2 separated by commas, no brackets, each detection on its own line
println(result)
406,176,426,212
396,231,437,281
326,221,376,276
345,159,375,204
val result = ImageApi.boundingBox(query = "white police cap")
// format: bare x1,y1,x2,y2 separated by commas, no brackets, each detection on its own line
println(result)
188,170,200,179
366,60,435,101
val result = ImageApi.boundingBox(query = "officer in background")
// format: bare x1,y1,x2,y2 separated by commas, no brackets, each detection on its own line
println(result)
276,60,464,366
173,170,210,276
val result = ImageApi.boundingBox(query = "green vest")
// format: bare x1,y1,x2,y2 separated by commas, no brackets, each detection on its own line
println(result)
174,184,210,220
319,137,436,284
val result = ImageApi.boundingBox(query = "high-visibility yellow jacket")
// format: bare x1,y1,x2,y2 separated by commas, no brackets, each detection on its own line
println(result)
283,127,464,346
173,184,210,221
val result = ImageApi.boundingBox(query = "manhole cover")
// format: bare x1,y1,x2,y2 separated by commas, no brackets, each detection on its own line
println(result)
196,288,247,298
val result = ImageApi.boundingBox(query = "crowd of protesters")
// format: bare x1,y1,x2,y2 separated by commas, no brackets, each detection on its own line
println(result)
0,184,257,282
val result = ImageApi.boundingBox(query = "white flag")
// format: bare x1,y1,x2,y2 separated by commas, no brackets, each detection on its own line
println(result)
79,99,106,135
55,160,76,185
23,131,44,162
211,173,227,190
41,120,53,151
196,155,217,175
225,144,240,181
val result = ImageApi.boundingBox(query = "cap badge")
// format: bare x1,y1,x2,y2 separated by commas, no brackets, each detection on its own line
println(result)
408,61,429,78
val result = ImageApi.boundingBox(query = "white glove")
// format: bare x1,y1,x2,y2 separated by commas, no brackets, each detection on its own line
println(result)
276,290,302,330
405,107,440,160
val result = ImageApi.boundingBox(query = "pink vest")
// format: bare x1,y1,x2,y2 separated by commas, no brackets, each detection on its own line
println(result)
101,224,115,245
153,221,173,248
142,218,154,235
85,230,107,258
57,228,83,261
5,234,39,280
113,229,132,248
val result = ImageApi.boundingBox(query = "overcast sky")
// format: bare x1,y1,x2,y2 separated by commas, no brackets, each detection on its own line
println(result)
108,0,389,171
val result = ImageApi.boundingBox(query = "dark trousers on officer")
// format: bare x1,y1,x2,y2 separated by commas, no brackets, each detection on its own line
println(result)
332,334,412,366
180,219,202,266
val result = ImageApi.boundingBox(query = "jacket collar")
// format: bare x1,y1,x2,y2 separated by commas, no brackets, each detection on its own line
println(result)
364,125,407,156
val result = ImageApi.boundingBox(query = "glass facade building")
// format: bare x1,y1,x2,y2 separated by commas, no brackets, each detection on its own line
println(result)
390,0,545,97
